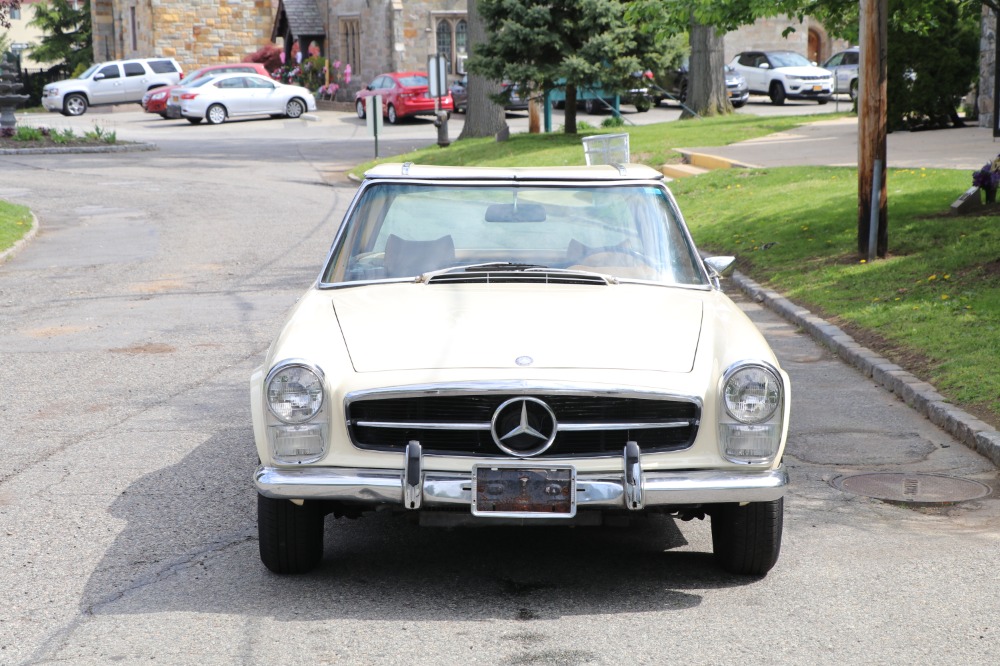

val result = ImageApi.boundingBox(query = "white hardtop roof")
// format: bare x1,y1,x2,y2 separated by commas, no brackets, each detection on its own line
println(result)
363,162,665,182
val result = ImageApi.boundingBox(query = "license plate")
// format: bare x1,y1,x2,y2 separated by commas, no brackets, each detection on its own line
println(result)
472,465,576,518
813,85,822,91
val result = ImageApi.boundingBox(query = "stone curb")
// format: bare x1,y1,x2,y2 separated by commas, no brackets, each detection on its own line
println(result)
732,270,1000,468
0,142,157,156
0,211,39,266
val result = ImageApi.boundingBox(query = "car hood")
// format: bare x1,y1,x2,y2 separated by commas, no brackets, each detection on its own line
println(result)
330,284,705,373
777,66,831,77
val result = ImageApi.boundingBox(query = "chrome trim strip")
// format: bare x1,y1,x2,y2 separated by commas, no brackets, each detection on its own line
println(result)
557,421,693,431
254,465,788,506
355,420,492,430
354,420,693,432
345,382,703,410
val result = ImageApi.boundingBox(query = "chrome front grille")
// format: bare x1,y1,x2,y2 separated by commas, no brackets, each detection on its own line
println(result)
346,391,700,458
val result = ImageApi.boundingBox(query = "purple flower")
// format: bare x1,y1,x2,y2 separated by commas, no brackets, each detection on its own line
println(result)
972,164,1000,189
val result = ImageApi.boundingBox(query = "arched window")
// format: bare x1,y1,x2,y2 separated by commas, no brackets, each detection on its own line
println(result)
434,16,469,74
437,20,452,63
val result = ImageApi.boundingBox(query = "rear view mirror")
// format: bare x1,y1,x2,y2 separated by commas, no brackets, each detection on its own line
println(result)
484,203,547,223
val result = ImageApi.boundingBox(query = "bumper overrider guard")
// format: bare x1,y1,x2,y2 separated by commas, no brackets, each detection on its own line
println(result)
255,441,788,512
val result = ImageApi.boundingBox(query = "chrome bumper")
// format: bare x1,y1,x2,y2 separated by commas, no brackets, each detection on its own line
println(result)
254,462,788,509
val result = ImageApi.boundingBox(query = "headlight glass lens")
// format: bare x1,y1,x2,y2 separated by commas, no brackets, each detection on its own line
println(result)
723,365,781,424
266,364,324,424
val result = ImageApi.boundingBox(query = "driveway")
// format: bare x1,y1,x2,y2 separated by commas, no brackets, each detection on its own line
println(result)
1,109,999,664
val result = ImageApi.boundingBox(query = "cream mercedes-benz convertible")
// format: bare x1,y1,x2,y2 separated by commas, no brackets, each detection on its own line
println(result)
252,163,790,576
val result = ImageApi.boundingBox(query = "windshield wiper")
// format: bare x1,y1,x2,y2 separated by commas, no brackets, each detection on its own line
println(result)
417,262,618,284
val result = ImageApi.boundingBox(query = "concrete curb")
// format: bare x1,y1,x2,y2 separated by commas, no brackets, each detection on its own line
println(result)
0,211,39,266
731,270,1000,467
0,142,157,156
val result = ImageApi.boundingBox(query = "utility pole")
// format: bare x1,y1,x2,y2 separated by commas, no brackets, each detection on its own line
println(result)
858,0,888,258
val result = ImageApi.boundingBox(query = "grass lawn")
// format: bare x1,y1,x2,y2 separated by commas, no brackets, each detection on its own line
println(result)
0,201,32,255
350,112,846,178
672,166,1000,426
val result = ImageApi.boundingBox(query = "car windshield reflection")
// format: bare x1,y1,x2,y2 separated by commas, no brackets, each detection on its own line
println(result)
323,183,708,287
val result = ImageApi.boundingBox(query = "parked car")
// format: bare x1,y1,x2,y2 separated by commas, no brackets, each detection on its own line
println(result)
656,60,749,108
251,163,791,577
355,71,454,124
449,75,529,114
822,47,859,100
143,62,269,117
42,57,183,116
729,51,833,105
171,73,316,125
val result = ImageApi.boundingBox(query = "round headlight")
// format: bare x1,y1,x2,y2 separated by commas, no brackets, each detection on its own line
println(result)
723,365,781,424
266,363,324,424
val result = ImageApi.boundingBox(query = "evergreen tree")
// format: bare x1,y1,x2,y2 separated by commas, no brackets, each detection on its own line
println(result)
469,0,641,134
29,0,91,74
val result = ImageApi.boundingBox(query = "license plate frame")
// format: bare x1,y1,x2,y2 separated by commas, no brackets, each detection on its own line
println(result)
471,464,576,518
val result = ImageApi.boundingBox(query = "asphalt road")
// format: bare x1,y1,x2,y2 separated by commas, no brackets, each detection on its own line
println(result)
1,105,999,665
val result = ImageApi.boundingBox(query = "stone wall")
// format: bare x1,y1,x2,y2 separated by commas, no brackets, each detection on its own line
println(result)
725,15,848,64
92,0,277,69
979,7,996,129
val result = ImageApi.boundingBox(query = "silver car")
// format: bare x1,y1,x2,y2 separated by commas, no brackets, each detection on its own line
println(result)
171,72,316,125
822,47,860,100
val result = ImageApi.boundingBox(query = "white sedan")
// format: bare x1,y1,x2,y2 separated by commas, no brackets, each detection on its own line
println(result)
171,72,316,125
251,164,791,577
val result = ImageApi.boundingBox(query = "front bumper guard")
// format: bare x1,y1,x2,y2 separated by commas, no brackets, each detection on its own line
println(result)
255,442,788,510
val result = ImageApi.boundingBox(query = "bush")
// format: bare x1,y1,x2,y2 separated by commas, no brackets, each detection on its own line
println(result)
244,44,282,75
887,1,979,130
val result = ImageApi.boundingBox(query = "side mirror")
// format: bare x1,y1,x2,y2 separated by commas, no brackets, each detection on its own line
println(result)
759,63,770,70
94,73,105,81
705,256,736,289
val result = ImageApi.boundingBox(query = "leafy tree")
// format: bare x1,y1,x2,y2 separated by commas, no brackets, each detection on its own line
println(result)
469,0,641,134
28,0,91,74
0,1,21,30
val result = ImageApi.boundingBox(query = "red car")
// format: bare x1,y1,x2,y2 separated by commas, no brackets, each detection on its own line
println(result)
142,62,270,117
354,71,453,124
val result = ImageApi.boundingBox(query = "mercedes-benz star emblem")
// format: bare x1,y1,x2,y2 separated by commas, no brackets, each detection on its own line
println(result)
490,397,558,457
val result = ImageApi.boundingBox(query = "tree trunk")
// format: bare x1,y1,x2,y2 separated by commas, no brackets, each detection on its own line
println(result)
458,0,508,140
684,20,730,119
858,0,888,258
564,83,578,134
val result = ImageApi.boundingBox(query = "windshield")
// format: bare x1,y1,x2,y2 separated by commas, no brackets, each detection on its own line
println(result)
79,64,100,79
398,75,428,87
323,182,708,287
768,52,813,68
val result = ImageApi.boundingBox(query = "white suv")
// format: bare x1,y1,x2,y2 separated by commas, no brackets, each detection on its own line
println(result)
730,51,833,105
42,58,183,116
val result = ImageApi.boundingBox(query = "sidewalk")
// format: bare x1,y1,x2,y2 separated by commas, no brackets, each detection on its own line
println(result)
684,116,1000,170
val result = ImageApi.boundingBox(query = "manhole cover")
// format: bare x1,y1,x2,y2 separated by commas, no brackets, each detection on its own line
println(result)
833,473,992,505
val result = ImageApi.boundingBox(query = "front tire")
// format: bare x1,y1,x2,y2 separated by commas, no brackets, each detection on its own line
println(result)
769,81,786,106
258,494,325,574
386,104,398,124
206,103,227,125
63,93,88,117
285,97,306,118
356,99,366,119
710,498,783,576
